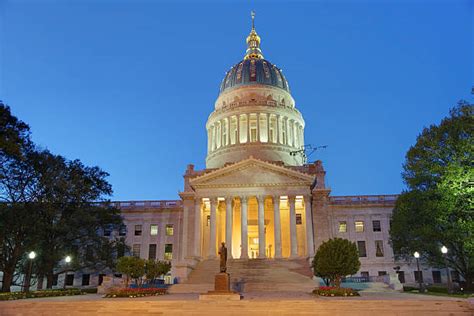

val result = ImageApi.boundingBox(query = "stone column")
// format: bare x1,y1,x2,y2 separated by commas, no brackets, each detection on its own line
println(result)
276,115,281,144
240,196,249,259
257,195,266,258
194,199,202,257
266,113,270,143
304,196,315,258
256,113,260,142
225,197,233,259
237,115,240,144
289,196,298,258
273,195,282,258
247,114,250,143
209,198,217,258
181,199,190,260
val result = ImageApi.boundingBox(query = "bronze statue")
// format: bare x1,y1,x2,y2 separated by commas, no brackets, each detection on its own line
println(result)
218,242,227,273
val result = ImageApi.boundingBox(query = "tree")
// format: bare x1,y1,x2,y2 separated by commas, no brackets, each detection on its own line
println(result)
390,101,473,289
0,104,125,291
145,260,171,284
116,256,146,287
312,238,360,287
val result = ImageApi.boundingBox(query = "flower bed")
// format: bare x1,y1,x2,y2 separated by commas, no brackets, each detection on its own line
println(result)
313,286,359,297
104,287,167,298
0,288,83,301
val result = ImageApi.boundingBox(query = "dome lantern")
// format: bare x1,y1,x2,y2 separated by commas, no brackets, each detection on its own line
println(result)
244,11,264,60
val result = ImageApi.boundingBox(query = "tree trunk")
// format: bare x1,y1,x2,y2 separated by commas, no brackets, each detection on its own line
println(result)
46,272,54,289
1,268,14,292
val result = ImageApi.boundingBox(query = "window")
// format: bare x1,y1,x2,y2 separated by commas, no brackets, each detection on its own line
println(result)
52,274,58,286
164,244,173,260
98,274,106,286
338,221,347,233
119,224,127,236
432,271,441,283
296,214,302,225
148,244,157,260
82,274,90,286
375,240,384,257
357,241,367,257
361,271,369,280
206,215,210,226
372,220,381,232
65,274,74,286
355,221,364,232
397,271,405,283
134,225,142,236
103,225,112,237
414,271,423,283
378,271,387,276
150,224,158,236
166,224,174,236
132,244,141,257
114,273,122,278
451,271,460,282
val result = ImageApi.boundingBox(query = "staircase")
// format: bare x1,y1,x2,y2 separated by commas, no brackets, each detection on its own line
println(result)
169,258,316,293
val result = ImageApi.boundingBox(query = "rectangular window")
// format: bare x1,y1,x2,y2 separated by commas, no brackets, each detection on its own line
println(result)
451,271,460,282
132,244,141,257
414,271,423,283
166,224,174,236
82,274,90,286
103,225,112,237
98,274,106,286
119,224,127,236
372,220,381,232
375,240,384,257
355,221,364,232
378,271,387,276
357,241,367,257
148,244,157,260
361,271,369,280
296,214,302,225
65,274,74,286
150,224,158,236
114,273,122,278
134,225,142,236
164,244,173,260
397,271,405,283
338,221,347,233
432,271,441,283
52,274,58,286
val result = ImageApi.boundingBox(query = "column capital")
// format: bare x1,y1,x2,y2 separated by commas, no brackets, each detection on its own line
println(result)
240,196,248,203
256,195,266,202
288,195,296,202
225,197,233,206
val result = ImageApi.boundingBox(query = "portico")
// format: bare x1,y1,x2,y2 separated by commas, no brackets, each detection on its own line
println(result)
182,157,316,261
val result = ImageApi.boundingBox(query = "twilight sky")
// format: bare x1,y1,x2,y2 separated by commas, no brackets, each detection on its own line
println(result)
1,0,472,201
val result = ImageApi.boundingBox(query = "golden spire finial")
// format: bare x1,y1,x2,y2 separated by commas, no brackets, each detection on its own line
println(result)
244,10,264,60
251,10,255,30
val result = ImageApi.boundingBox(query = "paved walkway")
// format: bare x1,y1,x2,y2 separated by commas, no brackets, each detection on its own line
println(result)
0,293,472,315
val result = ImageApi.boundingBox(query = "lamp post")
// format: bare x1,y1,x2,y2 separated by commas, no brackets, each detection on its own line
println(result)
63,256,72,289
23,251,36,292
441,246,453,294
414,251,424,293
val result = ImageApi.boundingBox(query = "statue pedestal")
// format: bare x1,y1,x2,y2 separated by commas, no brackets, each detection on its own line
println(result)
199,273,241,301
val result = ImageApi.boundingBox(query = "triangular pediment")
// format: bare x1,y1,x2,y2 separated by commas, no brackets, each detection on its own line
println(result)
190,157,314,189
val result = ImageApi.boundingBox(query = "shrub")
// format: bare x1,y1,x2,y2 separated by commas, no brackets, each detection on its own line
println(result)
0,288,83,301
81,288,98,294
312,238,361,287
312,286,360,297
104,287,167,298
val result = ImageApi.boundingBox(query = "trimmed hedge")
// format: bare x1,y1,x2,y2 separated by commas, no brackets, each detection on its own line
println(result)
313,286,359,297
104,287,167,298
0,289,83,301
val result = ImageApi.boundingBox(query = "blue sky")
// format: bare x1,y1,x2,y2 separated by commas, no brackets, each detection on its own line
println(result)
1,0,472,200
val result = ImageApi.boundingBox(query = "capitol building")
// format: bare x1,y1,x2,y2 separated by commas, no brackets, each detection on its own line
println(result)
71,15,447,291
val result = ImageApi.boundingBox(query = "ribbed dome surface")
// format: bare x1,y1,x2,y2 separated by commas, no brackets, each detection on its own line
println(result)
219,59,290,94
